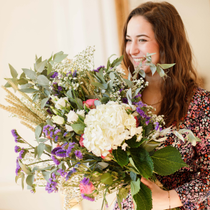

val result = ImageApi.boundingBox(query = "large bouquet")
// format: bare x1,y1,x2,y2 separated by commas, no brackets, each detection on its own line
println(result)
0,47,199,210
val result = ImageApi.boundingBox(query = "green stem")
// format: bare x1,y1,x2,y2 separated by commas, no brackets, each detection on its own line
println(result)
26,159,53,166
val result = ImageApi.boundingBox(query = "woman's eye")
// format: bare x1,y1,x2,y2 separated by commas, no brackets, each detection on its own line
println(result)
126,39,131,42
139,39,147,42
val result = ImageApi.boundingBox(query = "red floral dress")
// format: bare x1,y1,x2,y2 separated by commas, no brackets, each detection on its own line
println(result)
114,87,210,209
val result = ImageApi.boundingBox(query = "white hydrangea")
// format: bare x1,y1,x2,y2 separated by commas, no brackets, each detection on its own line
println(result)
83,101,143,157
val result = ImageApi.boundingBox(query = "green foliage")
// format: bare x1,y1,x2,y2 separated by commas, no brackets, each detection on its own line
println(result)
113,147,129,167
151,146,188,176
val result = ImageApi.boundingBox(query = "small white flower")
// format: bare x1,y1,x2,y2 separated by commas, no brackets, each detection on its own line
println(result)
55,97,69,110
76,110,85,117
52,115,65,125
65,124,74,132
67,110,78,123
122,143,128,151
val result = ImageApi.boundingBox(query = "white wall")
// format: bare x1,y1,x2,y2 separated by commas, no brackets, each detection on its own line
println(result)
0,0,118,209
129,0,210,90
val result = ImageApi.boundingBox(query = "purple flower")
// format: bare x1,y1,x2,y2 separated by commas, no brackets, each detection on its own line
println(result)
51,72,58,78
54,129,61,135
15,146,20,153
11,129,21,142
134,93,142,99
54,136,58,142
72,70,77,77
66,168,77,181
66,142,76,156
122,97,128,104
51,155,60,165
81,194,95,201
18,150,25,159
45,177,58,193
80,177,90,185
154,122,159,131
55,149,67,157
57,86,63,91
15,159,21,176
93,65,105,72
57,169,67,177
51,147,62,155
75,150,83,159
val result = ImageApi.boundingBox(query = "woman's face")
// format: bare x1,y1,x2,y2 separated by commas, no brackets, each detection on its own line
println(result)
126,15,160,74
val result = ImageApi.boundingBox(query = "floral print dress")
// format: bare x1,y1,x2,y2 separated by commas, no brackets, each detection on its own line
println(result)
114,87,210,210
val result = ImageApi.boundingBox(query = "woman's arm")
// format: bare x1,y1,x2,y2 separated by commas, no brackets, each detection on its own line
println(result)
141,177,183,210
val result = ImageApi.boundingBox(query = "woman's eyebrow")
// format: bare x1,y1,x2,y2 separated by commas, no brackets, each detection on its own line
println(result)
126,34,149,38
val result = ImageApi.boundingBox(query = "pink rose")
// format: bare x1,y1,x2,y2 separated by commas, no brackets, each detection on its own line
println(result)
79,134,84,147
134,116,140,127
83,99,98,109
79,182,95,194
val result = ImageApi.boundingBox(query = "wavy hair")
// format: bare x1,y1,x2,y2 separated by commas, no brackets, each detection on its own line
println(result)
122,1,198,127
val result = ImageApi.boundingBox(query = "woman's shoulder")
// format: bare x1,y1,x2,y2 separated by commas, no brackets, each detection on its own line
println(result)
191,86,210,103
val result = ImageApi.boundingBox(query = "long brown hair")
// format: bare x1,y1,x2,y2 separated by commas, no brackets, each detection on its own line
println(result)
122,1,198,127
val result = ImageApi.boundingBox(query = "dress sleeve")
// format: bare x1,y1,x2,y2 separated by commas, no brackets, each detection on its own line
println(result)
175,91,210,209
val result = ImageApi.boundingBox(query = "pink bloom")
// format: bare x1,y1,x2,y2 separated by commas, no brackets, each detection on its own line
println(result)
79,134,84,147
79,182,95,194
83,99,98,109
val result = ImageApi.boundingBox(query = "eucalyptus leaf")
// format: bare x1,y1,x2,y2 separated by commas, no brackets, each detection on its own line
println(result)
9,64,18,78
21,172,25,190
123,78,133,88
37,143,45,159
17,78,28,85
42,171,50,182
19,88,38,93
22,68,37,80
19,160,32,175
158,63,175,69
35,125,43,141
100,173,113,185
20,83,33,90
53,51,68,63
4,82,11,88
91,82,108,90
111,55,123,67
130,171,137,181
156,66,166,78
109,72,115,81
37,75,50,86
41,97,49,109
36,59,47,73
47,62,53,75
151,146,188,176
26,174,34,187
45,144,52,153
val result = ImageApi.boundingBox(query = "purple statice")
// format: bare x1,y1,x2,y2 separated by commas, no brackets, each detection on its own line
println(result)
61,142,68,150
81,194,95,201
75,150,83,159
51,147,62,155
154,122,162,131
57,169,67,177
66,142,76,157
80,177,90,185
72,70,77,77
66,168,77,181
43,125,54,136
93,65,105,72
18,149,25,159
57,86,63,91
54,129,61,135
134,93,142,99
50,72,58,78
122,97,128,104
55,149,67,157
15,159,21,176
45,177,58,193
51,155,60,165
119,88,123,93
11,129,21,142
54,136,58,142
14,146,21,153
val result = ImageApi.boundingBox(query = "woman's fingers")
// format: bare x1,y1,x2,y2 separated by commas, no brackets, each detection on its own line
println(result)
140,177,153,189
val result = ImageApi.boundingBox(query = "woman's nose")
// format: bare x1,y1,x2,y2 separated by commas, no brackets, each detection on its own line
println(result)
130,41,140,55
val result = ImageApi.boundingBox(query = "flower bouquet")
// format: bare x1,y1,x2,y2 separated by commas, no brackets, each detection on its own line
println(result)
0,47,199,210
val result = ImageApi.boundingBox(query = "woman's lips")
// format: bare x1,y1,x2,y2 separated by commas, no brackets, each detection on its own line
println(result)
132,57,146,67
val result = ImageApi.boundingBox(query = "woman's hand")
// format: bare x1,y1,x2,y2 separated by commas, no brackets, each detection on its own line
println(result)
141,177,183,210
